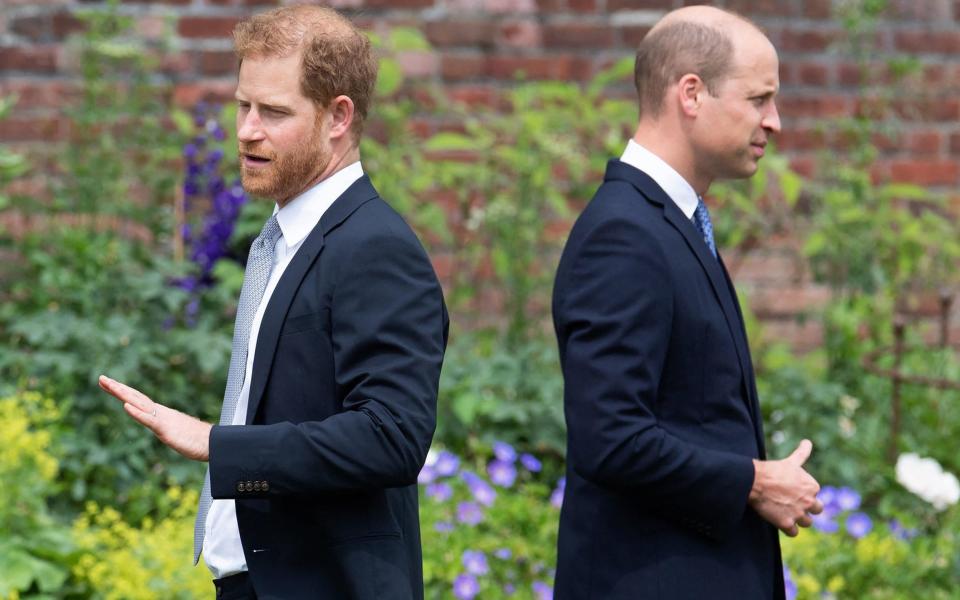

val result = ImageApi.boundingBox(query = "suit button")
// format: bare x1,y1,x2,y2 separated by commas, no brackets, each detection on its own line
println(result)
236,482,244,493
262,481,270,492
244,481,253,492
253,481,262,492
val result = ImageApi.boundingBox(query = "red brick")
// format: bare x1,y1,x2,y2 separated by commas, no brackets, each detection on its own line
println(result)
776,127,827,152
484,0,536,13
173,81,237,107
487,55,575,80
177,17,241,39
607,0,673,9
424,20,495,48
779,95,851,119
0,80,79,109
906,130,943,155
160,53,193,76
0,46,58,73
750,286,831,318
801,0,832,18
397,50,438,78
497,20,542,49
448,85,501,108
0,115,69,142
198,51,237,76
760,320,824,353
440,53,486,81
894,30,960,54
543,23,613,49
795,62,829,87
779,28,838,52
51,12,85,39
367,0,434,6
950,133,960,155
892,98,960,121
620,25,650,48
889,160,959,186
569,0,598,11
207,0,279,5
789,156,816,178
11,16,49,41
535,0,564,9
837,62,865,87
725,0,796,16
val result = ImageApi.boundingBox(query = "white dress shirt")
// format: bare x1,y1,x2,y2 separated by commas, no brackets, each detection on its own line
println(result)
203,161,364,579
620,139,699,219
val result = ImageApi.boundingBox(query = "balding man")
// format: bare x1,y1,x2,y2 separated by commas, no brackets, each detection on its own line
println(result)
99,6,447,599
552,7,822,599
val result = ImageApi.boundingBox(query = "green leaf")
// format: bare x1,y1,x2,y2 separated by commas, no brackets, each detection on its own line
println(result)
388,27,431,52
424,132,478,152
170,108,195,136
376,58,403,97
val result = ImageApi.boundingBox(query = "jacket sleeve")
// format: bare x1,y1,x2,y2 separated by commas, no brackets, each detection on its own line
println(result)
554,214,754,541
208,226,448,497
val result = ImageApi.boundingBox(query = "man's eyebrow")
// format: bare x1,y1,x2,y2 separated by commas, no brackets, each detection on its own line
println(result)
233,96,292,111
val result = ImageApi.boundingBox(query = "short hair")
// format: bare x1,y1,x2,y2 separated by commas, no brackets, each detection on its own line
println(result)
233,5,378,141
634,20,735,119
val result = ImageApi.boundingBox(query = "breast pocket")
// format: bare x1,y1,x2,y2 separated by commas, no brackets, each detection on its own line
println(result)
280,308,331,336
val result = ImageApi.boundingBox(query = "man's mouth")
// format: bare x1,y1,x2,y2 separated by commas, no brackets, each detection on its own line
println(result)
241,153,272,167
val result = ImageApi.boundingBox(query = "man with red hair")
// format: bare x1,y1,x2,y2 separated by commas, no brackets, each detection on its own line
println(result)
100,6,447,599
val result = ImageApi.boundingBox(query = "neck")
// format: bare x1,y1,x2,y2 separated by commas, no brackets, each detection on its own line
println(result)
631,124,711,197
276,144,360,208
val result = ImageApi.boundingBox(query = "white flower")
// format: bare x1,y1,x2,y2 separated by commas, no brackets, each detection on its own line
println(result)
896,453,960,511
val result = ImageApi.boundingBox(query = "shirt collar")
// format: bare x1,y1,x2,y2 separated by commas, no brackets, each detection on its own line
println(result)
620,140,699,219
274,161,364,247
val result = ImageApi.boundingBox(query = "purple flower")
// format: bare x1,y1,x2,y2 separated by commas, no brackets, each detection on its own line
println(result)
783,566,797,600
434,450,460,477
462,471,496,506
888,519,918,541
426,482,452,502
452,574,480,600
435,521,455,533
811,511,839,534
417,464,437,485
488,459,517,488
493,441,517,463
457,502,484,526
550,477,566,508
836,487,861,512
532,581,553,600
817,486,840,516
462,550,489,575
846,512,872,539
183,143,199,159
503,583,516,595
520,453,542,472
494,548,512,560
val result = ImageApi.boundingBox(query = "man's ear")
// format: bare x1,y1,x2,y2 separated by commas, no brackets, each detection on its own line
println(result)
326,95,355,141
677,73,705,117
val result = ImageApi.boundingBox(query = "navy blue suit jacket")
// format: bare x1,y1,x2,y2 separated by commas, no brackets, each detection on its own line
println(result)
207,176,448,599
552,161,783,599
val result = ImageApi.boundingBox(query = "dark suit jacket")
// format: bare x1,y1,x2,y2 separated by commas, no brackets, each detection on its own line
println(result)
207,176,448,600
552,160,783,599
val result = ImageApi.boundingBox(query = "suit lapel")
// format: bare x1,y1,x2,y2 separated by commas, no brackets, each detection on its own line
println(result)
244,176,380,424
604,161,761,432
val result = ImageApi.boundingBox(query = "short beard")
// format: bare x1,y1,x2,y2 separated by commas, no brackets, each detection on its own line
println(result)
240,133,330,205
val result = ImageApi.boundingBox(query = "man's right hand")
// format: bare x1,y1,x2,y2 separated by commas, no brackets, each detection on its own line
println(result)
748,439,823,537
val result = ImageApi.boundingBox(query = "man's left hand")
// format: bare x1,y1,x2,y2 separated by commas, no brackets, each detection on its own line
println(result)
99,375,211,462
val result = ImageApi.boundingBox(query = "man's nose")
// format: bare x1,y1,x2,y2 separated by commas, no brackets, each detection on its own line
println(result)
763,102,781,135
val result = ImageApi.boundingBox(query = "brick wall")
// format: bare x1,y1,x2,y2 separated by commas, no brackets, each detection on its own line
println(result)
3,0,960,350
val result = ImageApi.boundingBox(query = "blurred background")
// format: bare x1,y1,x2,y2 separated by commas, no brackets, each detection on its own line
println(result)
2,0,960,598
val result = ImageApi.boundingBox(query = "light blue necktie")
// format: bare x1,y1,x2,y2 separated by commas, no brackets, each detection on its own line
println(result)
693,197,717,258
194,214,282,563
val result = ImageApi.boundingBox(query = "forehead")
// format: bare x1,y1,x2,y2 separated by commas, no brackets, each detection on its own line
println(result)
725,34,780,91
236,52,308,104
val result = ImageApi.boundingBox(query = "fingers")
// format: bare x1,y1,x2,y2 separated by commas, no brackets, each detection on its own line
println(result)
795,514,813,528
808,499,824,515
781,523,799,537
99,375,160,425
786,439,813,466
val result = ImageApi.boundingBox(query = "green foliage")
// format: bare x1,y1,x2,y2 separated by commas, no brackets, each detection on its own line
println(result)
783,508,960,599
72,487,210,600
0,96,29,212
419,446,559,599
438,334,565,458
0,2,227,513
421,60,634,346
0,392,73,599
